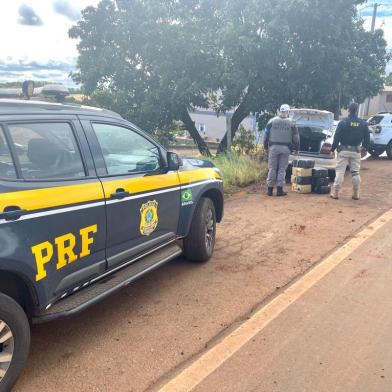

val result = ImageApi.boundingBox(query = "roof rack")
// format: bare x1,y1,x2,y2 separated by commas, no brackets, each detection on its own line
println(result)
0,80,70,103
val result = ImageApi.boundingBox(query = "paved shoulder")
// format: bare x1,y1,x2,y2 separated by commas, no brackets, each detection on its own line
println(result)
175,216,392,392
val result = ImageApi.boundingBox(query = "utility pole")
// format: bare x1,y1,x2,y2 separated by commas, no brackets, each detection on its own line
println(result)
371,2,378,32
364,3,378,117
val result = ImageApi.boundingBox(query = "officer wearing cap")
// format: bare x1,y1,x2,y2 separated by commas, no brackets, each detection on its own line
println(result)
330,102,370,200
263,104,300,197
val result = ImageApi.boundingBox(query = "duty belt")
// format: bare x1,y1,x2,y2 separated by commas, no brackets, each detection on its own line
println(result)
339,145,361,153
269,142,291,147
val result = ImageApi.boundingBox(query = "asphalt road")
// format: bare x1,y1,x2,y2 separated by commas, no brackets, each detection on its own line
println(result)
178,206,392,392
14,157,392,392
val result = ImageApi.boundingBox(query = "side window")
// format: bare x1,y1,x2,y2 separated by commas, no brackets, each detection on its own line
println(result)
92,123,161,175
0,127,17,179
8,123,86,180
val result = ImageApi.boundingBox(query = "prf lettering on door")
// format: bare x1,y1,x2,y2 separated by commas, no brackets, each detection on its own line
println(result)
31,225,98,282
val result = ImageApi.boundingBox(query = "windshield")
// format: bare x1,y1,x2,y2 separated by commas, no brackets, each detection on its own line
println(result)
368,116,384,125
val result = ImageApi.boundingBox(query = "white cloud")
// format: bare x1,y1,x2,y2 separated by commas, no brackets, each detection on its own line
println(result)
18,4,43,26
0,1,391,86
0,0,98,85
53,0,81,21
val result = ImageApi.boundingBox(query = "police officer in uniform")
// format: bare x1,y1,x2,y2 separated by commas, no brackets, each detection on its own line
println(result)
263,104,300,197
330,102,370,200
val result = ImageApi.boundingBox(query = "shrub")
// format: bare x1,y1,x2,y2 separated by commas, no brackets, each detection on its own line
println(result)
232,126,257,155
210,153,267,193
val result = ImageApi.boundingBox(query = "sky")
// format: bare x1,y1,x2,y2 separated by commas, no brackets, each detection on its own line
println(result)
0,0,99,86
0,0,391,87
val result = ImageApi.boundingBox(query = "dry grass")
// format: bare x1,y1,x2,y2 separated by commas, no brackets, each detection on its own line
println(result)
210,153,267,193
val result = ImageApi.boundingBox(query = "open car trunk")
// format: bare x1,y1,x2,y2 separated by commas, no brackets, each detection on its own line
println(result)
290,109,334,155
298,126,328,153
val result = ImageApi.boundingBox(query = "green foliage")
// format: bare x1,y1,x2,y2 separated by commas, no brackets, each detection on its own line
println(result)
232,126,257,155
151,129,177,149
257,112,275,132
70,0,390,155
151,121,186,148
209,153,267,193
69,0,222,155
215,0,390,149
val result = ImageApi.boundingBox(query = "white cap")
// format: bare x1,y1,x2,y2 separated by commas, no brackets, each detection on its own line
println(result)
280,104,290,113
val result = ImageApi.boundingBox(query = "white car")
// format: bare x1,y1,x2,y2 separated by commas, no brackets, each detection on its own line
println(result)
289,108,336,173
367,112,392,159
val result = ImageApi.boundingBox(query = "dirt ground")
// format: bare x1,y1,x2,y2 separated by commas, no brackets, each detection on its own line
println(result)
14,157,392,392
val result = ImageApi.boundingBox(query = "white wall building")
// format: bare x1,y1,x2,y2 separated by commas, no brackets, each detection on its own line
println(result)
189,109,260,143
358,86,392,118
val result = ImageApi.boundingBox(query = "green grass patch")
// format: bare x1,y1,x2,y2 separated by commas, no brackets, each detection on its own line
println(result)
209,153,267,193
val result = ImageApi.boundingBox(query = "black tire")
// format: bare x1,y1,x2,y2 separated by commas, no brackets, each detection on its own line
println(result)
328,170,336,181
369,148,383,158
386,142,392,160
285,165,292,184
0,294,30,392
183,197,216,262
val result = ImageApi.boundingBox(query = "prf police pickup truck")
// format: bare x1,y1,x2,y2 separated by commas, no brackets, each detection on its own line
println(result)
0,99,223,390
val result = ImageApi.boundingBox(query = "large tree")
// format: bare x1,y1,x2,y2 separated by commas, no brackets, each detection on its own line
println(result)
216,0,390,151
70,0,224,156
71,0,389,155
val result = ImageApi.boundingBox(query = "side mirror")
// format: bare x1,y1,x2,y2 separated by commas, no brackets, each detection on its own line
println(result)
167,152,182,171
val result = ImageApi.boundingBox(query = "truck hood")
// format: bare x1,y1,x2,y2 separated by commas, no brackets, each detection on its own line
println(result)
290,109,334,130
181,157,215,169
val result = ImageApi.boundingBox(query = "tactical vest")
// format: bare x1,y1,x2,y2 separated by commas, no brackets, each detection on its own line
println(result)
269,117,294,146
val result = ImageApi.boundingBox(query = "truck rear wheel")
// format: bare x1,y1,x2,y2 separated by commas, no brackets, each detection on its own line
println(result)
386,142,392,160
0,293,30,392
369,148,384,158
183,197,216,262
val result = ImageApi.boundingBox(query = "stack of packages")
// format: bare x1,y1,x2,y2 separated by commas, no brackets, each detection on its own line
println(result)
291,160,331,195
312,167,330,194
291,159,315,194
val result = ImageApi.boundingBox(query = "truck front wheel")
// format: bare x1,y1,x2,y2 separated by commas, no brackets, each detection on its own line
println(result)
183,197,216,262
0,293,30,392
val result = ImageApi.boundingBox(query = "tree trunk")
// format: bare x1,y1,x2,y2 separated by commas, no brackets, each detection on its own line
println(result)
217,92,250,154
181,107,211,157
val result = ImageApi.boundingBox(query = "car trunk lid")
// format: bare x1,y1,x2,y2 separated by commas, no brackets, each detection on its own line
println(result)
290,109,334,155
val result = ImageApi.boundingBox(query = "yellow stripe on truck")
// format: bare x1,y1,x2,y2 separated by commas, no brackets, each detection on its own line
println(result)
0,168,220,213
101,172,180,198
0,182,104,212
179,168,221,183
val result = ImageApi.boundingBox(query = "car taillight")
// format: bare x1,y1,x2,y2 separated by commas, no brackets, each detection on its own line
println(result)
375,126,382,134
320,142,332,155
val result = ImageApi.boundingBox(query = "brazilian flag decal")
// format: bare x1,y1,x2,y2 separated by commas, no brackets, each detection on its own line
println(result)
181,189,193,205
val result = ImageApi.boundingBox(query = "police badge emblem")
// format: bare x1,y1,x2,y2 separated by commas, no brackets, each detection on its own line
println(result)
140,200,159,236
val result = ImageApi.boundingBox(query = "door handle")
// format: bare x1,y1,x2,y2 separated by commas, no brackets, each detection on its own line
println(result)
110,188,130,200
0,206,27,221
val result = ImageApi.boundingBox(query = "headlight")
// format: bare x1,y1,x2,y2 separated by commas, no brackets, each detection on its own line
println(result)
214,167,223,179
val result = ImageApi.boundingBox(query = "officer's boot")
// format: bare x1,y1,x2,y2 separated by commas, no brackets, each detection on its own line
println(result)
267,187,274,197
277,186,287,197
330,185,339,199
352,174,360,200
